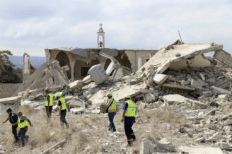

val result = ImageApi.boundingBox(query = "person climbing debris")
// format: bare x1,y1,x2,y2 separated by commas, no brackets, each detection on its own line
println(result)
45,89,53,120
2,108,20,143
106,93,117,132
55,93,69,129
121,95,136,146
12,112,33,147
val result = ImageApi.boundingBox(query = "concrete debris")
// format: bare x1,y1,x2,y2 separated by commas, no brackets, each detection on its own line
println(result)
211,86,231,94
0,96,21,104
161,94,186,104
140,141,154,154
2,42,232,154
191,79,203,89
179,146,223,154
153,74,169,85
157,138,175,152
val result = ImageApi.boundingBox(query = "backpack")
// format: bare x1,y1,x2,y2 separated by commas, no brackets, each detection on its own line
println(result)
9,112,18,124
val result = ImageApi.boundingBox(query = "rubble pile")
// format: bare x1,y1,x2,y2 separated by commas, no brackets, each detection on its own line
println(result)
1,41,232,153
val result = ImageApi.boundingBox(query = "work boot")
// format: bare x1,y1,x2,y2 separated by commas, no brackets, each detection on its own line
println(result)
14,138,20,143
132,135,136,141
127,140,132,147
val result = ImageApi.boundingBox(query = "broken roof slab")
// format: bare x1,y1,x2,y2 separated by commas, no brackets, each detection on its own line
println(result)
138,43,223,74
49,48,118,60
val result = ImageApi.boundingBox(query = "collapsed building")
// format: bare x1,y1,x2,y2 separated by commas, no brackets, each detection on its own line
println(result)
2,37,232,153
44,24,157,81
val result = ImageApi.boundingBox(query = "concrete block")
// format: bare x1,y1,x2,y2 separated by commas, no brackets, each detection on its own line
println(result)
161,94,186,104
70,108,85,114
140,141,154,154
197,79,207,86
211,86,231,94
200,73,205,81
191,79,203,89
153,74,169,85
162,84,195,91
88,64,108,85
157,138,175,152
68,100,85,109
68,80,84,90
144,93,156,103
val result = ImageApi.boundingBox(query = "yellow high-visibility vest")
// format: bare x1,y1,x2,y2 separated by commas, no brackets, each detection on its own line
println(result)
18,114,28,128
59,97,67,110
45,93,53,106
108,97,117,112
125,100,136,117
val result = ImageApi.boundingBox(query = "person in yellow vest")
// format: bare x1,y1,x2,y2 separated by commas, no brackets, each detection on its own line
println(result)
106,93,117,132
121,95,136,146
55,93,69,129
12,112,33,147
45,90,53,119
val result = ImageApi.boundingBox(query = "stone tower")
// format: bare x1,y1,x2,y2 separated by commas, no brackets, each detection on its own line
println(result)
97,23,105,48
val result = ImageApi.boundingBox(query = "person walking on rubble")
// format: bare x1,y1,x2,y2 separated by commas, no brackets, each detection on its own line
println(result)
121,95,136,146
106,93,117,132
55,93,69,129
45,90,53,120
2,108,20,143
12,111,33,147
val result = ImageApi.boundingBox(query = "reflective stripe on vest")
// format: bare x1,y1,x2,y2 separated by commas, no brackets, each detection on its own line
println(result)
125,100,136,117
46,93,53,106
59,97,66,110
108,98,117,112
18,114,28,129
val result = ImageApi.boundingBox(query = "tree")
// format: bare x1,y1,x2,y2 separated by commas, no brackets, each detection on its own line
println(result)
0,50,22,83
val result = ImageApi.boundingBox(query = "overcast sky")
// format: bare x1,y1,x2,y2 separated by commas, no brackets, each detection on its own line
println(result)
0,0,231,57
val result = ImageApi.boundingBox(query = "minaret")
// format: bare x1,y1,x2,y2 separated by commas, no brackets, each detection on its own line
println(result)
97,23,105,48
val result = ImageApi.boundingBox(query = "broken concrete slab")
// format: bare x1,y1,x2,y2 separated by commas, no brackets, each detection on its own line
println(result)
169,55,212,71
0,96,21,104
211,86,231,94
162,84,195,91
161,94,186,104
156,138,175,152
214,49,232,68
67,99,85,109
137,42,223,74
68,80,84,90
153,74,169,85
191,79,203,89
70,108,85,114
179,146,223,154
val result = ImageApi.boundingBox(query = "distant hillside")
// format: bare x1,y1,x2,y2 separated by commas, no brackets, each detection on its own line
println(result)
9,56,45,69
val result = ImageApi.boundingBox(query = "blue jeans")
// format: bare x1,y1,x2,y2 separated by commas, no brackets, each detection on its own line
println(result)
108,112,116,131
18,128,28,146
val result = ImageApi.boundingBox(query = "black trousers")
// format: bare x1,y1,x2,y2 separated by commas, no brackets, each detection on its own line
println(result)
12,125,18,140
60,110,68,126
124,122,136,141
45,106,53,118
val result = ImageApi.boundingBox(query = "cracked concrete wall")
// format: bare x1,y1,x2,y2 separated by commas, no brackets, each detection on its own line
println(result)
125,50,158,72
169,55,211,70
47,49,158,80
214,50,232,68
